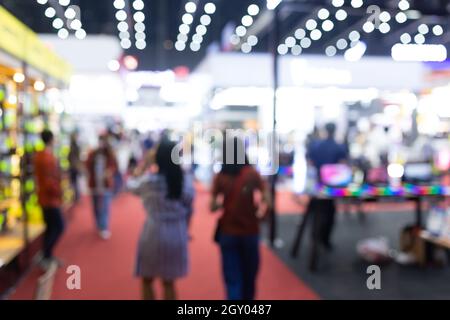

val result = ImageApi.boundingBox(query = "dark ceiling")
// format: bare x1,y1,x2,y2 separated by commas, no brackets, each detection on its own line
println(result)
1,0,449,71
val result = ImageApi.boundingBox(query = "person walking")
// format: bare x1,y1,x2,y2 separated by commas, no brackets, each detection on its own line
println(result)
306,123,348,250
68,131,82,203
34,129,65,269
128,141,194,300
86,134,118,240
210,137,271,301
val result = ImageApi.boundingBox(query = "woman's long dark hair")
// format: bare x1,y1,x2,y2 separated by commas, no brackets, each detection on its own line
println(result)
156,141,183,199
220,137,250,176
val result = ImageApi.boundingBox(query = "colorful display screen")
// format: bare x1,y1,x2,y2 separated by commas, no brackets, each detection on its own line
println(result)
320,164,353,187
316,184,450,198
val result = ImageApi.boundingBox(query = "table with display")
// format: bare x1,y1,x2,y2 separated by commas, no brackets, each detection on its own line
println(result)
290,184,450,271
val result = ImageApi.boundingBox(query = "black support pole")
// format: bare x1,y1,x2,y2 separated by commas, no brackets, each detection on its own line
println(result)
269,6,280,247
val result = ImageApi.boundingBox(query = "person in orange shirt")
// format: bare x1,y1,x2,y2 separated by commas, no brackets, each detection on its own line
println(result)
34,129,65,269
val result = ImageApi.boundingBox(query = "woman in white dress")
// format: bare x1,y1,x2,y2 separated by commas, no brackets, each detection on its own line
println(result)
128,141,194,300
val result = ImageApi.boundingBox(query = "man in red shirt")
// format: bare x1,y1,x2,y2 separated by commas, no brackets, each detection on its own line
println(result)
34,129,65,269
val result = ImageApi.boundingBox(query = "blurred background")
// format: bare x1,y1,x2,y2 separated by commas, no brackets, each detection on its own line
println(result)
0,0,449,300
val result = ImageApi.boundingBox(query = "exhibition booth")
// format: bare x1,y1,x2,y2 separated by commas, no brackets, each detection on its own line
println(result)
0,6,72,293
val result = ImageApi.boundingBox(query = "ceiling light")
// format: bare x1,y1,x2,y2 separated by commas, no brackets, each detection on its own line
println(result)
34,80,46,92
363,21,375,33
45,7,56,18
179,24,190,34
395,12,407,24
113,0,125,10
204,3,216,14
242,15,253,27
124,55,138,70
418,24,429,35
13,72,25,83
311,29,322,41
318,8,330,20
108,60,120,72
326,46,337,57
175,41,186,51
247,35,258,46
70,19,82,30
133,12,145,23
182,13,194,25
119,31,130,39
285,36,296,47
133,0,145,11
306,19,317,30
52,18,64,29
379,23,391,34
336,9,348,21
349,31,360,42
75,29,87,40
196,25,207,35
277,44,288,55
59,0,70,6
135,32,146,41
116,10,128,21
200,15,212,26
414,34,425,44
433,25,444,36
37,0,48,4
400,33,412,44
230,35,240,45
121,38,132,49
118,22,129,32
291,45,302,56
248,4,260,16
236,26,247,37
136,40,146,50
336,39,348,50
57,28,69,39
351,0,364,8
190,42,201,52
135,22,145,32
379,12,391,22
332,0,344,8
241,43,252,53
192,34,203,43
322,20,334,32
177,33,188,42
185,2,197,13
300,37,311,48
295,28,306,39
398,0,410,11
65,7,76,20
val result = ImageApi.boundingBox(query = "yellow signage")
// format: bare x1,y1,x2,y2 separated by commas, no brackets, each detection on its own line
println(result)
0,6,71,83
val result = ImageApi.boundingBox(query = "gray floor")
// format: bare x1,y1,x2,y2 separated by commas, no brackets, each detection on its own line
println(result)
265,211,450,300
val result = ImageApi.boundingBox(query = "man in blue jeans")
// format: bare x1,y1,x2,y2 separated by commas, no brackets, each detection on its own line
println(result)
86,134,118,240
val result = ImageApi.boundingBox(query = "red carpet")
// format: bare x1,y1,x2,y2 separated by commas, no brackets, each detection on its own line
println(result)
10,188,319,300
